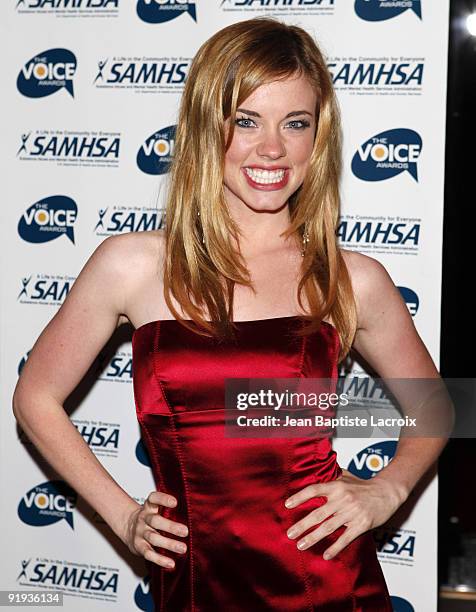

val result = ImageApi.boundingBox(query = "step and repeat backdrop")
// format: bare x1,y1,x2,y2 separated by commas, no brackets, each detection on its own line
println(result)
1,1,449,611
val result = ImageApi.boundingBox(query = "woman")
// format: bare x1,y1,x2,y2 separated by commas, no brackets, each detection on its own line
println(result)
13,17,448,611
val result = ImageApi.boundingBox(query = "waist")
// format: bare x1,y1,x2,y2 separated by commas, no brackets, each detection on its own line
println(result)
138,409,341,510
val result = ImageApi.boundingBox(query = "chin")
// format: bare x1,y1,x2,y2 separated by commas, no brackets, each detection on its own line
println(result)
243,197,289,212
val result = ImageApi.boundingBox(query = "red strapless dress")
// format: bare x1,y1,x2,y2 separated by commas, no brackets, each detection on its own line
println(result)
132,316,392,611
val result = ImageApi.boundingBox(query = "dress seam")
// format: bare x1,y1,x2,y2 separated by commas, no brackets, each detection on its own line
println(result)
167,412,196,612
296,321,307,377
136,420,166,612
296,325,357,610
153,323,196,612
315,326,357,610
133,329,167,612
152,323,168,612
291,329,315,611
284,438,315,612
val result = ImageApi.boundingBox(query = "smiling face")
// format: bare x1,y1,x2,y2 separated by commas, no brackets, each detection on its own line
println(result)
223,73,318,217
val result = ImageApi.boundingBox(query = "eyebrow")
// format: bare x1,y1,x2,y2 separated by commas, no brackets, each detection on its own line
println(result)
236,108,313,118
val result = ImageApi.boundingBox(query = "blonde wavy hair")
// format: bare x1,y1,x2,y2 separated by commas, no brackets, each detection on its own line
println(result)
163,17,357,361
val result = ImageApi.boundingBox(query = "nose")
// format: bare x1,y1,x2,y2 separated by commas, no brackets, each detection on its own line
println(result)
256,127,286,160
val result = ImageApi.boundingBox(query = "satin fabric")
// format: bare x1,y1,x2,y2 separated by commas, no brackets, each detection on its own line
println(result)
132,316,392,611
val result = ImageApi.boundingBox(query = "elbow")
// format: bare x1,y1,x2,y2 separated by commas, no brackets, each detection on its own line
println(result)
12,382,30,420
12,390,24,420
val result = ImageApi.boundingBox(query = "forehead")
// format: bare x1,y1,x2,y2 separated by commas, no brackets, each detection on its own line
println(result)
239,74,317,113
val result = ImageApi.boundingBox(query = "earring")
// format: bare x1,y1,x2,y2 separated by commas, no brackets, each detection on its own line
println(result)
301,226,310,257
197,210,205,244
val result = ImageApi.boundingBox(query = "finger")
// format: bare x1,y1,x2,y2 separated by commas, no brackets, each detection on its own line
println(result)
148,491,177,507
147,513,189,537
287,503,339,540
144,497,160,512
141,543,176,569
285,481,337,508
296,515,348,551
323,526,362,560
144,529,188,555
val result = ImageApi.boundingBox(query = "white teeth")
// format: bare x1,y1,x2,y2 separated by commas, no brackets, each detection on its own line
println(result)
244,168,286,184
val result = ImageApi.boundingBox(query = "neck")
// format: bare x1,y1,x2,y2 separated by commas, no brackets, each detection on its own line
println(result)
227,201,298,258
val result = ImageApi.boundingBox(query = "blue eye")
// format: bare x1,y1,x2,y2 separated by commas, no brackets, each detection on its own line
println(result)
235,117,255,128
234,117,311,129
287,120,311,130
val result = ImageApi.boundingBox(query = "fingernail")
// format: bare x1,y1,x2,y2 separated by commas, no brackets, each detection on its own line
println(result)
180,527,188,536
285,499,293,508
287,529,297,539
323,552,331,560
297,540,308,550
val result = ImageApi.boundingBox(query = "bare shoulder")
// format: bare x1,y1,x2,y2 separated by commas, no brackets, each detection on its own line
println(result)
340,247,388,284
12,230,166,408
339,249,438,378
105,229,164,269
340,248,400,331
105,230,166,326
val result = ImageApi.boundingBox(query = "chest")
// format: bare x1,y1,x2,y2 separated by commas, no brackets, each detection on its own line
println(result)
232,249,309,318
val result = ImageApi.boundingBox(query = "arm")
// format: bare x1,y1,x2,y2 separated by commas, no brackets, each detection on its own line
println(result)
284,250,451,559
346,250,450,502
12,234,140,542
13,232,189,569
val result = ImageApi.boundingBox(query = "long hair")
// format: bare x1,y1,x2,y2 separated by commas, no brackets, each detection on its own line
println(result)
163,17,357,362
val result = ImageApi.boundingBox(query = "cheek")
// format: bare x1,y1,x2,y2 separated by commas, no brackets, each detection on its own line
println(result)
294,135,315,165
225,139,250,173
287,142,314,180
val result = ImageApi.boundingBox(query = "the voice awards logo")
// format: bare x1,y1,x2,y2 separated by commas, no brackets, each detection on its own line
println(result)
18,196,77,244
17,273,73,306
137,126,175,174
17,130,120,168
17,49,76,98
398,286,419,316
137,0,196,23
355,0,421,21
352,129,422,182
94,206,166,235
15,0,119,18
134,575,154,611
347,440,397,479
18,481,77,529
